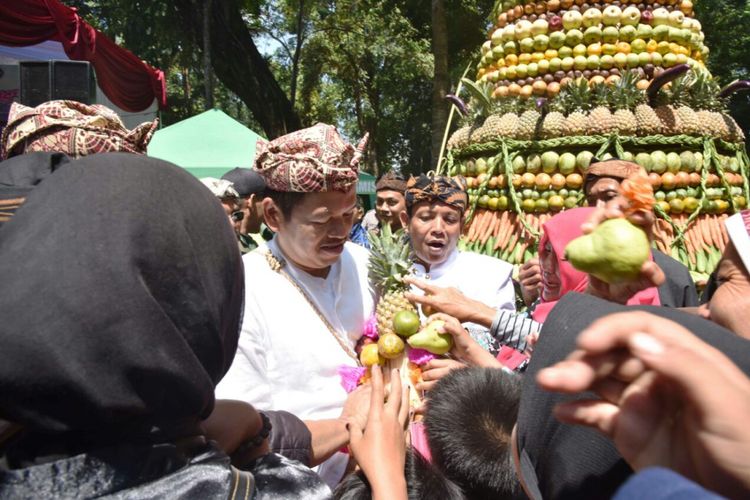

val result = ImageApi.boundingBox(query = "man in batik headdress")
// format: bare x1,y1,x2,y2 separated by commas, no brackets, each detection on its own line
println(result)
400,175,538,362
215,123,374,487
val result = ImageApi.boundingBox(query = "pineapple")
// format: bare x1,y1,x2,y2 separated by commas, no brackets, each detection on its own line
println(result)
688,72,730,139
722,113,745,142
540,99,566,139
495,112,520,138
368,224,418,338
447,125,471,149
559,78,591,136
609,71,641,136
696,110,723,136
635,104,662,136
516,100,542,140
667,74,700,135
587,83,614,135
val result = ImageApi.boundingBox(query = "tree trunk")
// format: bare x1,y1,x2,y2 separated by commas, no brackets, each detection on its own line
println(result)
289,0,306,110
203,0,214,109
430,0,450,170
174,0,301,138
182,67,192,116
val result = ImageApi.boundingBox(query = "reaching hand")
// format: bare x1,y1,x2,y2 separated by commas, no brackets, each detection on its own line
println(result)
340,384,372,432
519,257,542,306
348,365,409,500
536,311,750,499
404,277,495,325
422,313,501,371
580,196,665,304
418,358,467,392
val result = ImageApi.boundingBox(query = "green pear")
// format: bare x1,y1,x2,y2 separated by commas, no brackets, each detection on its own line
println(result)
564,219,650,284
407,320,453,355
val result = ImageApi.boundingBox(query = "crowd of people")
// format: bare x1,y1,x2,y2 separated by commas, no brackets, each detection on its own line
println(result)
1,99,749,499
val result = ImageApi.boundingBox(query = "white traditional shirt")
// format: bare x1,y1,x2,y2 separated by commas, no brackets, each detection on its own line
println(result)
216,237,374,486
411,248,516,315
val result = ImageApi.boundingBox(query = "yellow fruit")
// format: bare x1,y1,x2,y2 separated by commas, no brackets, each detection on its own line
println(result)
360,343,384,367
378,333,405,359
393,310,421,337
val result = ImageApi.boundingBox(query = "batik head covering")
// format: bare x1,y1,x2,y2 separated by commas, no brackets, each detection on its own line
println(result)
1,100,158,159
254,123,368,193
200,177,239,199
376,170,407,193
0,153,243,437
405,174,469,213
724,210,750,274
584,159,645,185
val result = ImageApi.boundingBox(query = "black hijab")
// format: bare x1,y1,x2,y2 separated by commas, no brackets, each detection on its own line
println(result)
0,153,244,440
516,292,750,500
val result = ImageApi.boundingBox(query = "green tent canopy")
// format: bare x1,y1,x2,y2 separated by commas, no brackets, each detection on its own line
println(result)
147,109,262,178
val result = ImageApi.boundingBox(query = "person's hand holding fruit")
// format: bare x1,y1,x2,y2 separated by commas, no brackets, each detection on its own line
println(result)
404,276,497,327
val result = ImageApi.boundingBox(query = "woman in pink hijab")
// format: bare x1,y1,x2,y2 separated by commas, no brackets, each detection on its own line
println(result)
531,207,661,323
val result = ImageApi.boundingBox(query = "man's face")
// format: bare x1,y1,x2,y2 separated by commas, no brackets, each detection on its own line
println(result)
404,201,463,266
540,241,561,301
268,187,357,275
376,190,406,229
585,177,622,207
220,197,240,231
699,241,750,339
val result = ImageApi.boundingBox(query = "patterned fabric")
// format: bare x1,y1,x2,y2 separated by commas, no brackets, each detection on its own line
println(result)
2,100,157,159
405,174,468,213
254,123,367,193
375,170,407,193
585,159,644,182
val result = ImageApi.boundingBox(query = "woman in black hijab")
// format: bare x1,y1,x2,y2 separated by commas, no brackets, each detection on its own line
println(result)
0,153,328,498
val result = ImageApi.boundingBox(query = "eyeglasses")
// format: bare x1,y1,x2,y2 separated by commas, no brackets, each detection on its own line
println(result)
231,211,245,222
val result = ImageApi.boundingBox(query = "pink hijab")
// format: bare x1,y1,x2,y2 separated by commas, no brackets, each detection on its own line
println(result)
531,207,660,323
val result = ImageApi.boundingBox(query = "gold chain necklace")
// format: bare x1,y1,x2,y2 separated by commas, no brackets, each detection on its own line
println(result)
265,250,360,364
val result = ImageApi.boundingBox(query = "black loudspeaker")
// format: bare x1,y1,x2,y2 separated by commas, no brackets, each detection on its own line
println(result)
19,60,94,107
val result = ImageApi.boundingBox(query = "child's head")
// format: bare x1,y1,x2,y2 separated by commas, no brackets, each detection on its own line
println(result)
334,446,465,500
424,367,522,500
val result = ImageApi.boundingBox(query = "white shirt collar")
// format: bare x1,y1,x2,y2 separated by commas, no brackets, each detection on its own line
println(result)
412,247,459,280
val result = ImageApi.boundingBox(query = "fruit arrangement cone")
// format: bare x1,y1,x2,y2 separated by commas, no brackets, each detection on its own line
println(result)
441,0,749,285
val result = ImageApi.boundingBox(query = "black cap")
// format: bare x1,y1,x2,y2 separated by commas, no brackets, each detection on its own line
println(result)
221,167,266,197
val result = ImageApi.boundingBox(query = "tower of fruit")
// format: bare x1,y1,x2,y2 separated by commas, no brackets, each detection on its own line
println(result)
441,0,749,285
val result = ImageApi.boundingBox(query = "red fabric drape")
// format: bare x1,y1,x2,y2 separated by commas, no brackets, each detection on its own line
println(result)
0,0,166,112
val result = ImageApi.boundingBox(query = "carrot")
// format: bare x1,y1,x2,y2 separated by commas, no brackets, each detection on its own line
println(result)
468,209,485,241
719,214,729,250
479,210,494,243
708,215,722,250
495,210,508,238
698,216,712,249
683,228,696,267
466,213,479,240
481,213,499,245
494,215,509,251
500,213,516,250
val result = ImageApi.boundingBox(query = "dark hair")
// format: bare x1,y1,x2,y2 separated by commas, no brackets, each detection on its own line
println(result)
334,447,465,500
264,189,307,219
424,367,522,500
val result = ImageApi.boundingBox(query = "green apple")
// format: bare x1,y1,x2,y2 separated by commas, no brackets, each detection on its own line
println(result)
516,64,528,78
620,6,641,26
504,41,517,55
559,152,577,175
561,56,575,71
531,19,549,36
635,152,653,172
663,52,678,67
492,45,505,58
613,52,628,68
533,34,550,52
636,24,653,40
652,8,670,26
502,25,515,43
667,27,682,43
621,151,634,162
630,38,647,53
512,155,526,174
587,55,600,70
565,29,584,47
652,25,670,42
583,26,603,45
582,8,602,28
666,152,682,173
526,154,542,174
519,37,535,52
650,151,667,174
573,43,588,57
602,26,620,44
505,66,517,79
676,28,692,44
600,54,615,69
576,151,594,172
680,151,696,172
619,25,637,42
541,151,560,173
491,29,503,46
538,59,550,73
527,62,539,77
558,45,573,58
562,10,583,30
602,43,618,56
548,57,562,72
626,53,640,68
656,41,671,54
638,52,652,66
515,20,533,40
602,5,622,26
549,31,567,49
675,53,688,65
668,10,685,27
574,55,588,70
